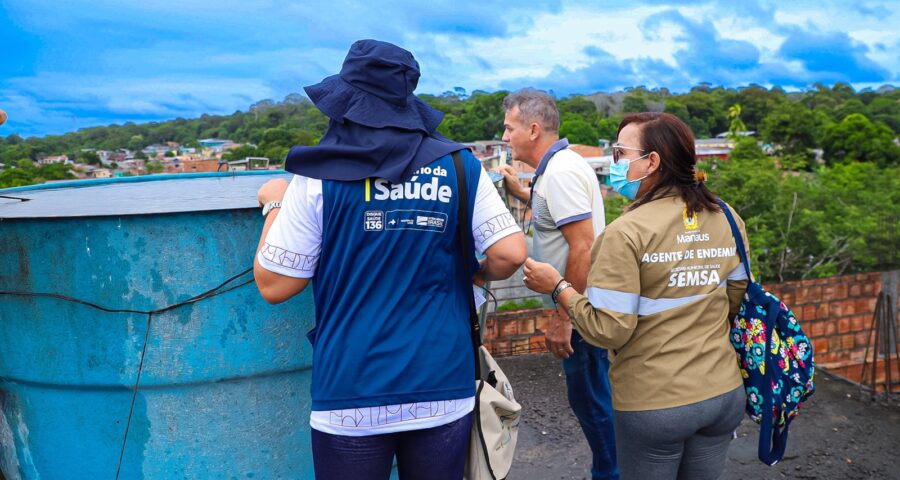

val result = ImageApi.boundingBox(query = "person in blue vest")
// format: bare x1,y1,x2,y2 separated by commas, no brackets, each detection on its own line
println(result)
253,39,527,480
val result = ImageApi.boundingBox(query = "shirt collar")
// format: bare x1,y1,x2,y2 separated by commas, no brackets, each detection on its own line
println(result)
534,138,569,177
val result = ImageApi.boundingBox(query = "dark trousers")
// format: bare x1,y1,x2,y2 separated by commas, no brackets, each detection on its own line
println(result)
311,413,472,480
563,330,620,480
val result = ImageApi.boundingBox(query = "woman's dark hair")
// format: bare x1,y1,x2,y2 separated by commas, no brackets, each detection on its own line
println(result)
617,112,719,215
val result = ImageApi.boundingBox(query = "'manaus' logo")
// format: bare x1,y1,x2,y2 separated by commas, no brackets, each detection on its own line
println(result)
682,207,699,230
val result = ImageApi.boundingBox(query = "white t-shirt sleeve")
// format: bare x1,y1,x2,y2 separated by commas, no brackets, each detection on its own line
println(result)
543,166,593,227
257,175,323,278
472,167,520,253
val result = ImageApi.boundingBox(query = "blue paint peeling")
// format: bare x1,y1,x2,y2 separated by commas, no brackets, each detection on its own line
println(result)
0,173,317,478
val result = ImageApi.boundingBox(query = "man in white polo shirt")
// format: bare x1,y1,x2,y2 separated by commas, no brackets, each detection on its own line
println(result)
495,89,617,480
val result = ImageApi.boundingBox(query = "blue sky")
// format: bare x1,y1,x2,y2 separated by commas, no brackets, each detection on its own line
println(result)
1,0,898,137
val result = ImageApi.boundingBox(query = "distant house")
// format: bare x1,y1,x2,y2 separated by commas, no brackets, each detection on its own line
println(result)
143,144,173,156
224,157,271,172
695,138,736,162
88,168,112,179
715,131,755,139
39,155,70,165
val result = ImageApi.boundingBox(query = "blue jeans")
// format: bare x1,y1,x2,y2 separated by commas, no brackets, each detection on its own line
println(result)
563,330,619,480
311,413,472,480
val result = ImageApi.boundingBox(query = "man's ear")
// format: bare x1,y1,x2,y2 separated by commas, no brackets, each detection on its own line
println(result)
529,122,542,141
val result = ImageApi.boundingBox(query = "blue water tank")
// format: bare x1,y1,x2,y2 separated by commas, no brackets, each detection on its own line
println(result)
0,172,315,479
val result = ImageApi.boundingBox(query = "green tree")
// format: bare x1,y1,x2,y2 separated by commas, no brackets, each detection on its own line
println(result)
732,85,783,131
821,114,900,167
727,104,747,138
868,96,900,132
597,115,623,142
222,144,258,161
79,150,101,165
622,95,647,113
664,101,690,124
759,101,830,161
146,161,164,174
558,97,598,123
0,167,34,188
559,118,599,145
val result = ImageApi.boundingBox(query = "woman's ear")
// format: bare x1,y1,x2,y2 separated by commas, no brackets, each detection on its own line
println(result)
646,151,661,174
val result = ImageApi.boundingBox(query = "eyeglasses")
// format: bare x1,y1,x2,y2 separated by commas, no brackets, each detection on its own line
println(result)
612,143,646,164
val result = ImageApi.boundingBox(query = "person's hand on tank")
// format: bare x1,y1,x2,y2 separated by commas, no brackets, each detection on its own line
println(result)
257,179,289,207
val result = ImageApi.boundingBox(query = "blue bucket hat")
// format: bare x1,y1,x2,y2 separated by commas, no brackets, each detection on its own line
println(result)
304,39,443,133
285,39,464,183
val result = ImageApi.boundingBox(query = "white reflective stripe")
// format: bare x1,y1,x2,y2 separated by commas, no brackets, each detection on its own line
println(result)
586,287,640,315
727,264,748,281
638,282,726,316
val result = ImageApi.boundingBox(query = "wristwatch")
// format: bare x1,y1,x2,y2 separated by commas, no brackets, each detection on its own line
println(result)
552,279,574,304
261,200,282,217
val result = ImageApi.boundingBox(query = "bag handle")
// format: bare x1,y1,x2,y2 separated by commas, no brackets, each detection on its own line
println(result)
716,198,791,465
715,198,753,282
452,151,483,380
759,304,791,465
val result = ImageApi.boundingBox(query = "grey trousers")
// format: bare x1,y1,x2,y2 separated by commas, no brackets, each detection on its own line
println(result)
614,386,746,480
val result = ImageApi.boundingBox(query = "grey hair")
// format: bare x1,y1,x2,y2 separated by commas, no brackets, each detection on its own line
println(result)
502,89,560,133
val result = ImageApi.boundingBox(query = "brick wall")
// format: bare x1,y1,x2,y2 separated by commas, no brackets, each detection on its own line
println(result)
483,307,554,356
484,270,900,393
766,271,900,393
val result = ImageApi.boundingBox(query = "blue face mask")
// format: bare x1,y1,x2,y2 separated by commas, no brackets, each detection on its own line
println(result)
609,154,650,200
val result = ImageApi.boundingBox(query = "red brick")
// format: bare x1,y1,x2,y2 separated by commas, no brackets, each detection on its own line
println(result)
843,300,856,316
534,314,549,334
811,321,826,338
483,319,497,340
862,283,876,296
855,332,871,349
835,350,853,363
517,318,534,335
841,335,855,350
825,321,838,336
814,338,829,354
781,292,794,305
511,338,530,355
816,303,830,320
859,298,877,314
804,305,817,321
529,335,547,353
833,283,848,299
822,285,836,300
849,284,862,297
829,337,843,351
830,302,844,317
838,317,851,334
494,340,511,355
844,363,865,383
851,315,867,332
806,286,823,302
499,319,517,338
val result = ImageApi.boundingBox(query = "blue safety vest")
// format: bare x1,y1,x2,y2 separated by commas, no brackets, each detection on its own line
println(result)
308,149,481,410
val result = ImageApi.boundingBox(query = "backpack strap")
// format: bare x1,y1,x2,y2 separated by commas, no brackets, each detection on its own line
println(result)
716,198,753,282
452,151,483,380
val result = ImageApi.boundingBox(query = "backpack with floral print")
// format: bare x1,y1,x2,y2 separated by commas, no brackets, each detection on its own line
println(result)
718,199,816,466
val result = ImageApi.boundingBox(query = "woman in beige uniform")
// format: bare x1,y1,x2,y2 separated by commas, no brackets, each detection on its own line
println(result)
524,112,749,480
